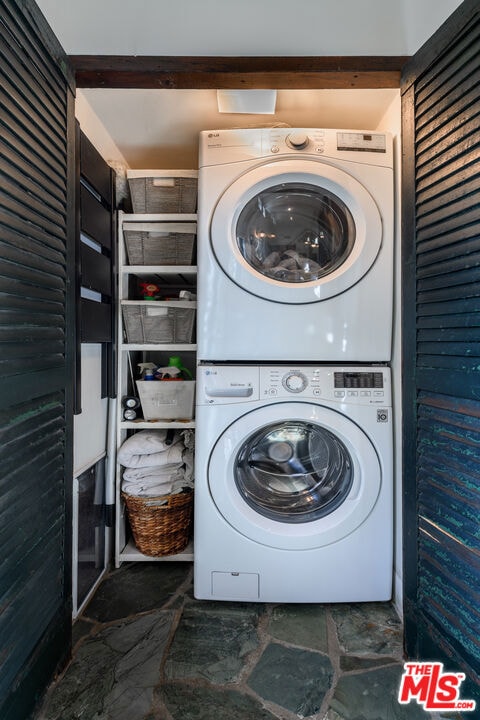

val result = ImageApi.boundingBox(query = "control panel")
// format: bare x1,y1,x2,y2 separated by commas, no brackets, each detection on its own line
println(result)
198,365,391,406
260,367,389,404
267,128,327,156
265,128,388,158
199,128,393,169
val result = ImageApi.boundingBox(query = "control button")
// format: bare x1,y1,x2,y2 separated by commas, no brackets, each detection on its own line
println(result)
287,132,309,150
313,388,322,396
268,387,278,396
282,371,308,393
360,391,371,397
334,390,345,398
374,391,384,396
348,391,358,397
315,147,325,153
271,145,280,153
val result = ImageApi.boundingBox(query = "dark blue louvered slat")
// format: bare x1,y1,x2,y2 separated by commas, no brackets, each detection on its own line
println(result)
0,1,74,718
403,4,480,704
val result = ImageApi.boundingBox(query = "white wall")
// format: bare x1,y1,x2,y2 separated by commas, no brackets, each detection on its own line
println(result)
37,0,463,56
402,0,463,54
73,345,109,476
76,90,128,168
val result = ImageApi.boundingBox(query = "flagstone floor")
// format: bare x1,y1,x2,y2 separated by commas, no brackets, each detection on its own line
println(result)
35,562,461,720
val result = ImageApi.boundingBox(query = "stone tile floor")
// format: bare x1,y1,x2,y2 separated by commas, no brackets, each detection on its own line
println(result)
35,562,462,720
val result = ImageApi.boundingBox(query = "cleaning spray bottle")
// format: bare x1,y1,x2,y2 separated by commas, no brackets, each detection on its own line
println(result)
154,365,182,381
138,362,157,380
153,356,193,381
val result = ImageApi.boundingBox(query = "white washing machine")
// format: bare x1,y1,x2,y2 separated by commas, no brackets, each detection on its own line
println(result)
197,127,394,362
194,364,393,603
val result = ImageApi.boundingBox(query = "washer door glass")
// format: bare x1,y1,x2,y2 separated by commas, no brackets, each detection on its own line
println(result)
208,401,382,550
236,183,355,284
235,421,353,523
211,160,383,304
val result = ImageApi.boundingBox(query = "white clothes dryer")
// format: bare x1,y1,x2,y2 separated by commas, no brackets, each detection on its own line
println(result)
196,128,394,362
194,364,393,603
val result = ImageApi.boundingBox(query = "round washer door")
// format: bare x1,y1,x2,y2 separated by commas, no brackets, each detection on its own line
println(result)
211,159,382,304
208,402,381,550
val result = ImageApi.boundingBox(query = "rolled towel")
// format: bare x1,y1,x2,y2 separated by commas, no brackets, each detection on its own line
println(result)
183,447,194,483
118,429,181,457
180,428,195,451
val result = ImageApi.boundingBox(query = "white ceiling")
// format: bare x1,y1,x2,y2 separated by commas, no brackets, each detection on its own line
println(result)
36,0,462,56
35,0,462,169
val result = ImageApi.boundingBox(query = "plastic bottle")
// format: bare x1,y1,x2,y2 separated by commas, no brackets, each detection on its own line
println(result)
138,362,157,379
154,365,182,380
167,355,193,379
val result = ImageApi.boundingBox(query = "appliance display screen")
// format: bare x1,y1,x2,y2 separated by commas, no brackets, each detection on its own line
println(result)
334,372,384,389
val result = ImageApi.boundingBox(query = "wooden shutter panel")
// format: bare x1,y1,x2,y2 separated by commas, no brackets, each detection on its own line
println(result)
402,0,480,705
0,1,75,718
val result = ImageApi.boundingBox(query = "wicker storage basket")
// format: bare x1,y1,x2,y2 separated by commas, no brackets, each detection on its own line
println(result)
122,301,196,344
127,170,198,214
123,222,196,266
122,489,193,556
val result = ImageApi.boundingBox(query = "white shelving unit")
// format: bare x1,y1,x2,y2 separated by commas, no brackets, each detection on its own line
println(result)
114,210,197,566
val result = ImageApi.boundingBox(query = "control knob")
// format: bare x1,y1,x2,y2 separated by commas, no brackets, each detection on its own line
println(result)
282,371,308,393
287,132,309,150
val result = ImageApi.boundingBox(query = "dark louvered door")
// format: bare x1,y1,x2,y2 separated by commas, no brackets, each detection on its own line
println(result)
402,0,480,707
0,1,75,718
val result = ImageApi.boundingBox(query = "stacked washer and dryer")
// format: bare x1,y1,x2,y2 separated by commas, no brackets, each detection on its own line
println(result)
193,127,394,603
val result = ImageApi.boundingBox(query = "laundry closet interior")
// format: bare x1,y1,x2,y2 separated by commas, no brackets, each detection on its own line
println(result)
70,82,404,618
6,1,480,716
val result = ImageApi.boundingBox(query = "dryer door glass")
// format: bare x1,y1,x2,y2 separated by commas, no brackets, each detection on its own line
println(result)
234,421,353,523
236,183,355,283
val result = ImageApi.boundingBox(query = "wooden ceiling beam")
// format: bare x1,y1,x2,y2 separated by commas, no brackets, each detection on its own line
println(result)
71,55,409,89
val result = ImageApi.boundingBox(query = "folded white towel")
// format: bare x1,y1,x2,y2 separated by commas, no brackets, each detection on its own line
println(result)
122,474,193,498
118,432,184,469
122,466,181,481
118,429,182,464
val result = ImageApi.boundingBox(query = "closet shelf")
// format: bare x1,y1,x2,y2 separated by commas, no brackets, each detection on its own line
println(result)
122,213,197,222
120,419,195,430
118,539,194,562
120,343,197,351
121,265,197,275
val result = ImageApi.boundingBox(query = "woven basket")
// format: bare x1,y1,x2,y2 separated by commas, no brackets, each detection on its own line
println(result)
127,171,198,214
122,302,196,344
122,489,193,556
123,224,196,266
